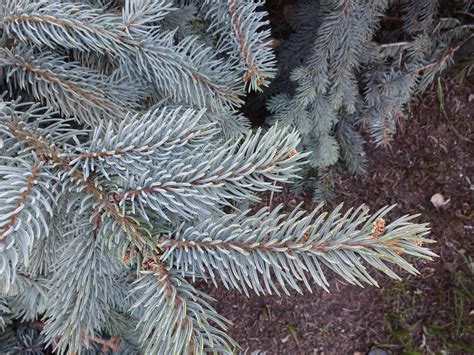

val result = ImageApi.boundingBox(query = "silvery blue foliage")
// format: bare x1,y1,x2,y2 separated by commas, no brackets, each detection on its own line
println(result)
0,0,437,353
267,0,473,199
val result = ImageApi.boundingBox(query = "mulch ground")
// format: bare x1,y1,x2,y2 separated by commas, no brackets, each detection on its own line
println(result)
199,78,473,354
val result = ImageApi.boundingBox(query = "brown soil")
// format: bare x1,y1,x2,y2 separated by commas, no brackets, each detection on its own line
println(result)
200,78,473,354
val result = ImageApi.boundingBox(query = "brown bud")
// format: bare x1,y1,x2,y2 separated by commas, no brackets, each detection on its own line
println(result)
288,148,297,158
371,218,385,238
122,250,131,263
412,240,423,247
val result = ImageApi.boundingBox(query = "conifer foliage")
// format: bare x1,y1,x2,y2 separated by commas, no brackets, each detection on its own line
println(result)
268,0,473,199
0,1,438,353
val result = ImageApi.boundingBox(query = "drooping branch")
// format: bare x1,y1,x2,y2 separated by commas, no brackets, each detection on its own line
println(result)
0,161,41,242
131,256,235,354
203,0,276,91
0,153,52,290
227,0,258,80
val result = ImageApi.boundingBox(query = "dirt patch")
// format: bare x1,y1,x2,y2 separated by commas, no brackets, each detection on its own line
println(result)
201,78,473,354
